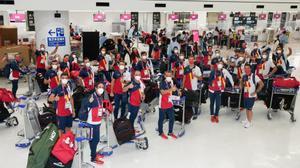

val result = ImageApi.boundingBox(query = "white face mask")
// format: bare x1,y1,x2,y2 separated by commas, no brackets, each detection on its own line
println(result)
119,65,125,70
142,55,147,60
174,50,178,54
277,50,282,54
97,88,104,95
166,77,172,82
217,64,223,70
101,51,106,55
40,47,45,51
262,54,267,59
215,53,220,57
179,56,184,60
52,64,58,70
61,79,69,85
135,76,141,81
85,62,91,67
254,46,258,49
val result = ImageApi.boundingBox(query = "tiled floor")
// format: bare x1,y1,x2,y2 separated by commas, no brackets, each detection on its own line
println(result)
0,41,300,168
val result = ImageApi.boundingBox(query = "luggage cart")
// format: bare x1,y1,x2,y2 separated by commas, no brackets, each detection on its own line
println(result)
267,86,298,122
224,87,242,120
73,122,95,168
15,96,42,148
172,96,186,138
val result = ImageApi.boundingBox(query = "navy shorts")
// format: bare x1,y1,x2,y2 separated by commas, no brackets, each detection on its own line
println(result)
244,98,256,110
57,115,73,130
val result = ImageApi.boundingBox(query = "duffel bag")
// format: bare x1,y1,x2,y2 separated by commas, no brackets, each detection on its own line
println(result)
273,77,300,88
27,123,59,168
51,131,77,165
46,154,73,168
38,112,57,130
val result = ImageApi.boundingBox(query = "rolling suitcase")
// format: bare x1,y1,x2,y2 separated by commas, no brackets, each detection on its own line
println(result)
113,118,135,145
27,123,59,168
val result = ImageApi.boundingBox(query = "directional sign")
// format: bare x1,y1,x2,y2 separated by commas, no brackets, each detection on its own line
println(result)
47,27,66,47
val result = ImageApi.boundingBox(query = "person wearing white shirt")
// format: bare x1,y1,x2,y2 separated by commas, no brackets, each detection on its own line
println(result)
240,64,264,128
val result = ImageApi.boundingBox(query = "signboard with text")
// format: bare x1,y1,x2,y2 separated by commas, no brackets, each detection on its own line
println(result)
47,27,66,47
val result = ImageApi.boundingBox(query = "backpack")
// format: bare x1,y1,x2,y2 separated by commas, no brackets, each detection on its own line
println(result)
26,123,59,168
3,63,11,79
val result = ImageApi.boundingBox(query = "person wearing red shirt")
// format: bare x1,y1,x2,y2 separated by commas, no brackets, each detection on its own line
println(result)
208,62,233,123
44,60,59,90
49,72,75,136
79,58,95,92
124,71,145,127
158,71,178,140
173,54,185,87
110,62,129,119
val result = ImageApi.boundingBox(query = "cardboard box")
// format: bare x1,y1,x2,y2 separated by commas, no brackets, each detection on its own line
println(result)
0,45,30,69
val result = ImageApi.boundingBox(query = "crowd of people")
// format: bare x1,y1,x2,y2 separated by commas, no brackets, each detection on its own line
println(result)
3,27,294,165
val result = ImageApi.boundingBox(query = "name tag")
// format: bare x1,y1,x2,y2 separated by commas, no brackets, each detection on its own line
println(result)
89,79,93,85
179,70,184,75
98,108,105,117
217,81,222,87
65,101,72,109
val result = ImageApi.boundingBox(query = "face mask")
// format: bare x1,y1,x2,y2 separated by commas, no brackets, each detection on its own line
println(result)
217,64,223,70
277,50,282,54
73,59,77,64
262,54,267,59
119,65,125,70
215,53,220,57
254,46,258,49
142,55,147,60
40,47,45,51
179,56,184,60
166,77,172,82
97,88,104,95
135,76,141,81
86,62,91,67
52,65,58,70
101,51,106,55
72,54,76,58
174,50,178,54
61,79,69,85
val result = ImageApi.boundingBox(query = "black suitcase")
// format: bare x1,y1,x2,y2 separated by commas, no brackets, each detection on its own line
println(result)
72,86,85,118
184,90,200,107
38,112,57,130
45,154,73,168
0,102,10,122
113,118,135,145
221,92,229,107
174,105,193,124
228,93,241,108
144,83,159,104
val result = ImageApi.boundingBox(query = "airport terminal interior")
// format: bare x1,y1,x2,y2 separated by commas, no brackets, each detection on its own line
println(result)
0,0,300,168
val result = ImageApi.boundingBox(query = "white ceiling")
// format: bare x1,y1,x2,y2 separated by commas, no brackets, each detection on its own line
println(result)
0,0,299,11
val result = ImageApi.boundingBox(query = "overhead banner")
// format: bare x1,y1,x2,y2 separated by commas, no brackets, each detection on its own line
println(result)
153,12,160,30
27,11,35,31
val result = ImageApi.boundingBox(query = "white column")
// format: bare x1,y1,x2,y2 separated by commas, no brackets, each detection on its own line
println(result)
34,11,70,58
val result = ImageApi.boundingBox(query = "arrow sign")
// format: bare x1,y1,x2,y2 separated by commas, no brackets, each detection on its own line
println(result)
48,29,55,36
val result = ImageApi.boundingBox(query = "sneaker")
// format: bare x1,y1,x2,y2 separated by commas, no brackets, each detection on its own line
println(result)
168,133,177,139
241,119,248,125
243,121,252,128
160,133,168,140
214,116,219,123
211,116,215,123
192,115,198,120
92,155,104,165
